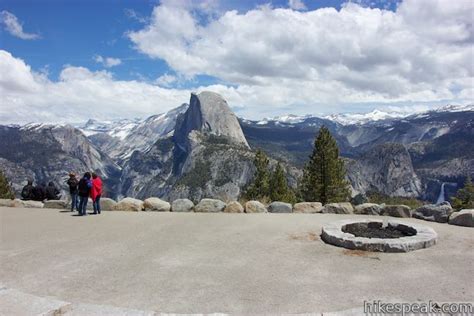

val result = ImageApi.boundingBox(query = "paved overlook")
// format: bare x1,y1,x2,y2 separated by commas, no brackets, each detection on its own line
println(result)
1,207,473,314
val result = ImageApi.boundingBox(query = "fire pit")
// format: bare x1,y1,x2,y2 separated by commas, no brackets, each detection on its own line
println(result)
321,219,437,252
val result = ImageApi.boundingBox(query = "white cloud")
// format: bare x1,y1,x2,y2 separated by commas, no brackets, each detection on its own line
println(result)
128,0,473,107
156,73,178,87
0,10,40,40
1,0,473,124
0,49,471,125
94,55,122,68
288,0,307,11
0,50,190,124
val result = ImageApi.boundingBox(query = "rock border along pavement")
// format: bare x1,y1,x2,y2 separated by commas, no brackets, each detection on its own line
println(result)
1,198,472,228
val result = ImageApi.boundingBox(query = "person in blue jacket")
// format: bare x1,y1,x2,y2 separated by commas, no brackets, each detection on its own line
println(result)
77,172,92,216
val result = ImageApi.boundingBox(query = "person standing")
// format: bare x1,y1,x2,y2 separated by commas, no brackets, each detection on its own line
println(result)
67,173,79,212
90,172,103,215
78,172,92,216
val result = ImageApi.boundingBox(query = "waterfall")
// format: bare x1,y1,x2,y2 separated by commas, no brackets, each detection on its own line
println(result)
436,182,446,204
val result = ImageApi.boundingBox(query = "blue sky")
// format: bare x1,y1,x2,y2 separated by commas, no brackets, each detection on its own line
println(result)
2,0,396,84
1,0,167,82
0,0,471,123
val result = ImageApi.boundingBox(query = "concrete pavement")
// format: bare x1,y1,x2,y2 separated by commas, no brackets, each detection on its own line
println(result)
0,207,473,314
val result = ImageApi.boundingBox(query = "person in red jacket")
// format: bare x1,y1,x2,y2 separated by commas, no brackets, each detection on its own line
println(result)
90,172,103,215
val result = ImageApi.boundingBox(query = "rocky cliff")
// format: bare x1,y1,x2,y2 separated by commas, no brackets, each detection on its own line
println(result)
174,92,249,149
120,92,258,201
2,93,472,203
0,124,120,197
346,143,422,197
241,109,474,202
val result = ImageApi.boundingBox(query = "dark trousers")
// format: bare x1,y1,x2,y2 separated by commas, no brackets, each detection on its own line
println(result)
78,196,88,216
70,193,79,211
93,195,101,214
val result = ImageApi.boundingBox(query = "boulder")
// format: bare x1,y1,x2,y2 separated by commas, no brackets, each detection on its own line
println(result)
245,201,267,213
143,197,171,212
381,205,412,218
86,198,94,211
20,200,44,208
448,209,474,227
43,200,67,209
293,202,323,213
224,201,244,213
322,202,354,214
100,198,117,211
195,199,226,213
268,201,292,213
116,198,144,212
354,203,383,215
0,199,22,207
413,202,453,223
171,199,194,212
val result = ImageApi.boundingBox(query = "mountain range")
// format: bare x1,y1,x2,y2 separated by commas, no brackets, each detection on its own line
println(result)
1,93,472,203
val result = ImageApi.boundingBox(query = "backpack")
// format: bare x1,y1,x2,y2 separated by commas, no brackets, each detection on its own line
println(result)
78,178,90,196
68,178,78,190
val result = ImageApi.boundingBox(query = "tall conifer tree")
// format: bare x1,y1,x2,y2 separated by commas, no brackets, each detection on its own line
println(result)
246,149,270,200
300,126,350,204
0,170,14,199
451,176,474,210
269,163,296,203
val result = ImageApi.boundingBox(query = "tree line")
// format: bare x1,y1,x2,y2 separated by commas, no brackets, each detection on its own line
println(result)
245,126,351,204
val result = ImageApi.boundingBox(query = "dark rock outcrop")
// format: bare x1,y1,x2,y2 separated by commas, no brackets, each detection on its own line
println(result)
354,203,382,215
448,209,474,227
381,205,412,218
413,202,453,223
268,201,292,213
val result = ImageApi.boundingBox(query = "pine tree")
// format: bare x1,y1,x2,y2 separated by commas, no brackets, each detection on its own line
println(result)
0,169,15,199
451,176,474,211
269,163,296,203
245,149,270,200
299,126,350,204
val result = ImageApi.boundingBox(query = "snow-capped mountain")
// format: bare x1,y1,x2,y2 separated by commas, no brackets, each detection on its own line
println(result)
323,109,413,125
432,104,474,113
77,118,142,139
251,104,474,126
255,114,313,125
82,103,189,163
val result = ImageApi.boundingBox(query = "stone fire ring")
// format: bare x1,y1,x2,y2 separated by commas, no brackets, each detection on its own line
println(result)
321,219,438,253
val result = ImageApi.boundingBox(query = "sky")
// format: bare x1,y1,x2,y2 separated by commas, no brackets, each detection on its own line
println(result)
0,0,472,124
